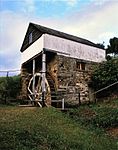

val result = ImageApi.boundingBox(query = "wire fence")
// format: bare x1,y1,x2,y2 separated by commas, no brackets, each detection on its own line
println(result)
0,70,21,77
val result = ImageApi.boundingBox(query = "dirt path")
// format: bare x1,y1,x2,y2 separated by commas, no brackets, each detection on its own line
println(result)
107,127,118,138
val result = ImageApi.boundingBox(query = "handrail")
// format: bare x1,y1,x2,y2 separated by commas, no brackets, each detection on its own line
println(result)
93,81,118,95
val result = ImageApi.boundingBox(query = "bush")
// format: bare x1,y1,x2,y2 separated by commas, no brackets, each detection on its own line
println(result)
91,107,118,128
91,58,118,91
90,58,118,99
68,103,118,129
0,75,21,103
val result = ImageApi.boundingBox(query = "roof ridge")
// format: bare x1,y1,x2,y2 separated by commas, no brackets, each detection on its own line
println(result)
31,22,97,47
20,22,104,52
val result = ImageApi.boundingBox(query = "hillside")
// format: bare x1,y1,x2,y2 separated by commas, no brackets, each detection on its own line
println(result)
0,99,118,150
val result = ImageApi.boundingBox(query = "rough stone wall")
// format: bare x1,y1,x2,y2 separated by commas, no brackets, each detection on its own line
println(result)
46,55,58,90
56,55,97,104
57,56,77,104
20,67,31,100
20,53,97,105
76,64,94,103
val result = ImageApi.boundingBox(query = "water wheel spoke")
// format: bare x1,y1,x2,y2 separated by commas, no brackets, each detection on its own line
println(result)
27,73,51,106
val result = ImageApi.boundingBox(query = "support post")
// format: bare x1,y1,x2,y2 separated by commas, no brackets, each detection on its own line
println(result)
78,93,81,106
33,59,35,103
42,50,46,107
62,98,64,110
5,71,9,104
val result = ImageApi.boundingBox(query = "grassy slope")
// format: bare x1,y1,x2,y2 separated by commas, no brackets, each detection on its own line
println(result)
68,99,118,129
0,101,117,150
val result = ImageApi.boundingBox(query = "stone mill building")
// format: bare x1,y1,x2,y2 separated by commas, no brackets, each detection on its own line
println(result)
20,22,105,107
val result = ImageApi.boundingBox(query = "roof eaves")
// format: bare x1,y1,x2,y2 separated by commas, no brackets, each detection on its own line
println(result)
20,22,105,52
31,23,101,49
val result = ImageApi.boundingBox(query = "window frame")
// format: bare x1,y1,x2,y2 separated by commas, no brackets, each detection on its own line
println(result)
76,61,86,71
29,32,33,44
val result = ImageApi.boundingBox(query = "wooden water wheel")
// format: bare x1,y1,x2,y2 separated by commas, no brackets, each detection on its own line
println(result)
28,73,51,107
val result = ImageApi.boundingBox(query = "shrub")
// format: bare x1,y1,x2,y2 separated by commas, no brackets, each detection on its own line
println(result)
0,75,21,103
68,104,118,129
91,58,118,91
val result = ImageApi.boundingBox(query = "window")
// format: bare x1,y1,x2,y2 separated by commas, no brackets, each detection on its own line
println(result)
76,62,81,70
76,62,86,70
29,32,32,44
81,63,85,70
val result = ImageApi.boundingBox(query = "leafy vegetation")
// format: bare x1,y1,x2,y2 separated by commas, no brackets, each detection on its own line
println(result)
96,43,105,49
0,100,117,150
106,37,118,57
68,99,118,129
0,75,21,103
91,58,118,91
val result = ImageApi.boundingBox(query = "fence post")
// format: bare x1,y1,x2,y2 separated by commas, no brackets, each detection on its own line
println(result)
78,92,81,106
94,93,97,103
62,98,64,110
5,71,9,104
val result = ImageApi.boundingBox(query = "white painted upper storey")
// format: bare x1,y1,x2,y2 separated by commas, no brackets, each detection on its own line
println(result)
21,34,106,64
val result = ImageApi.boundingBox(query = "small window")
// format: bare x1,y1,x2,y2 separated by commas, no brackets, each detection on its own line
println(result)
29,32,32,44
81,63,85,70
76,62,86,70
76,62,81,70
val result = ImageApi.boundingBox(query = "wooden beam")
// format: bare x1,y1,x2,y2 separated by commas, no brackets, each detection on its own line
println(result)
32,59,35,102
42,50,46,106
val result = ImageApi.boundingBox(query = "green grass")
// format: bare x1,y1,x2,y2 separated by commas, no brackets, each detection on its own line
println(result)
0,100,118,150
68,98,118,129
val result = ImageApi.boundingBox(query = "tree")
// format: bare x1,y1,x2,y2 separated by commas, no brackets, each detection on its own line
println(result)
106,37,118,57
96,43,105,49
0,77,8,103
0,75,21,104
91,58,118,91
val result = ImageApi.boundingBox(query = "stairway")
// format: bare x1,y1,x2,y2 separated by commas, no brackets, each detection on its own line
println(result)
46,73,56,100
46,74,66,107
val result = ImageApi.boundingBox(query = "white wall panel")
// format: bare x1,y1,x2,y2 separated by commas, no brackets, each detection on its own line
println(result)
44,34,105,62
21,35,44,63
21,33,106,64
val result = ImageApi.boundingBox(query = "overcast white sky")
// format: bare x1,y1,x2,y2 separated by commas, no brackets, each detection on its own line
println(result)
0,0,118,72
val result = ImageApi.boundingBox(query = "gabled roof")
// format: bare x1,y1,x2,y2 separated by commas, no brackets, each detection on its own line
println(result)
20,22,102,52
